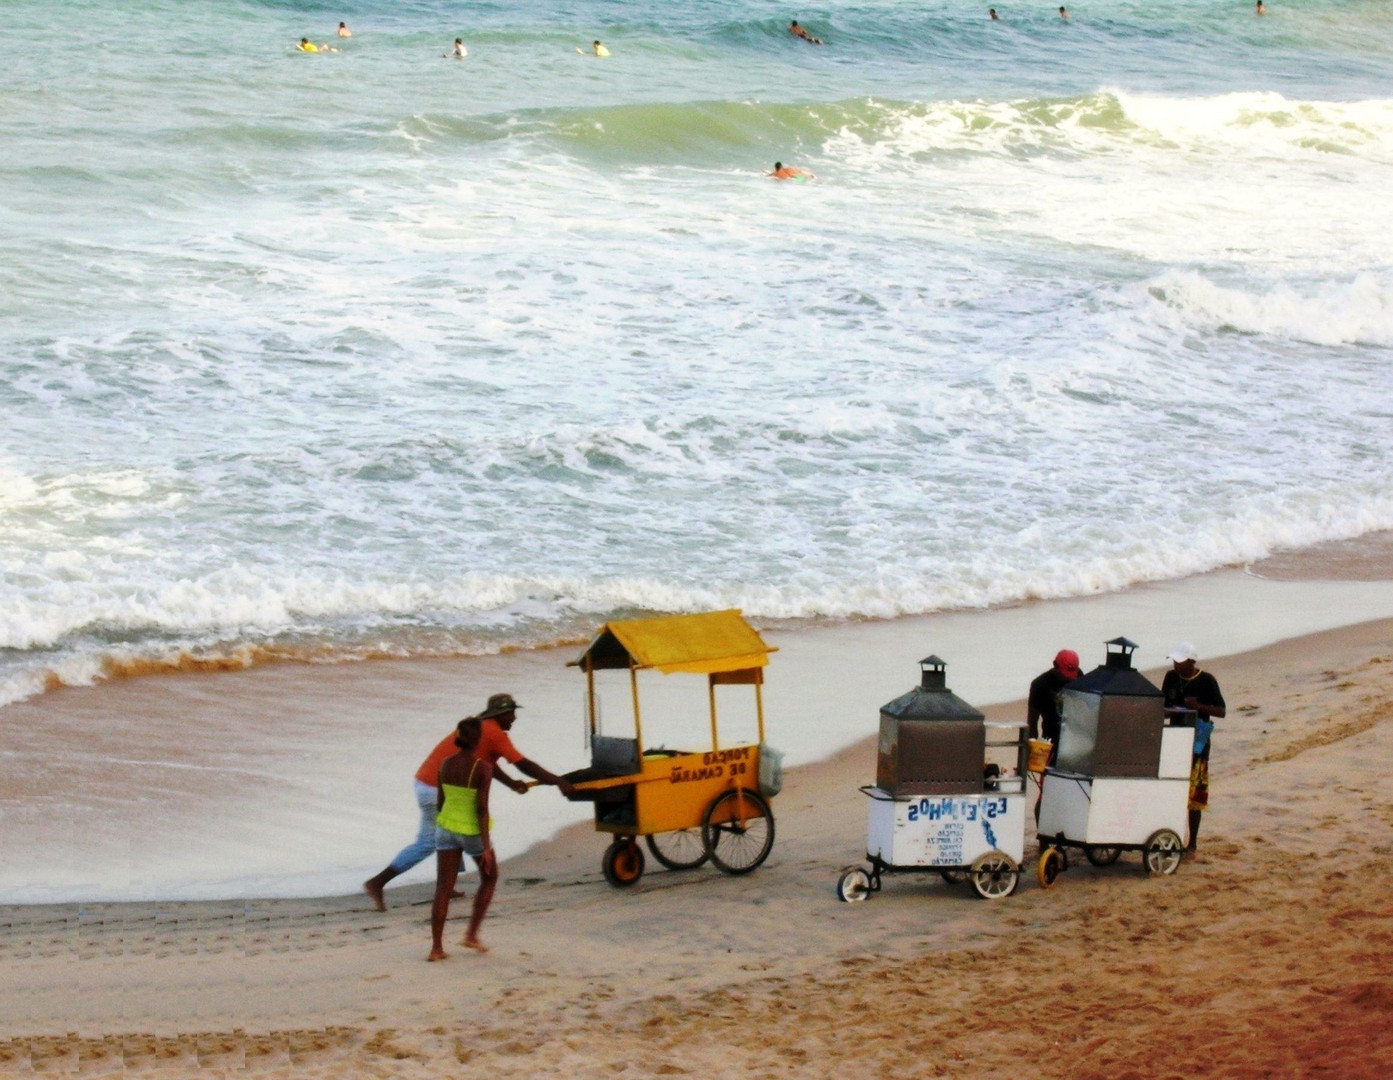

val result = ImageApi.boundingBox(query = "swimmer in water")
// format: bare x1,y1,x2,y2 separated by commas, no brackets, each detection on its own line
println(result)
590,40,610,56
989,8,999,18
1255,0,1266,12
1059,5,1069,18
337,22,352,38
789,20,823,44
446,38,467,58
769,161,815,180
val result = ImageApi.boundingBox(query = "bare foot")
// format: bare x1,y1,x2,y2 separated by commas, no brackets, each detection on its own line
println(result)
450,889,468,900
364,881,386,912
428,947,448,962
462,937,489,953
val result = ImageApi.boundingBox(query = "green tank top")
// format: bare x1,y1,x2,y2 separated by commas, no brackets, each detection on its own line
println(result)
437,760,484,836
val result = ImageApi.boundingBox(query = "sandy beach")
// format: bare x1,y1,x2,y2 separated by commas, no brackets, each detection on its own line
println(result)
4,604,1391,1077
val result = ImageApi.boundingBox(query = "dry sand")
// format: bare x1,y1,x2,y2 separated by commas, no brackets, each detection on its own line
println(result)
4,616,1392,1078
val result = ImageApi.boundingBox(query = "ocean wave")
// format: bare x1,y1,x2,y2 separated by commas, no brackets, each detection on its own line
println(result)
5,504,1393,710
37,88,1393,179
1136,270,1393,347
822,90,1393,168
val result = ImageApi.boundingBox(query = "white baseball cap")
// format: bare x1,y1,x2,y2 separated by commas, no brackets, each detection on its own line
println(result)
1168,642,1198,663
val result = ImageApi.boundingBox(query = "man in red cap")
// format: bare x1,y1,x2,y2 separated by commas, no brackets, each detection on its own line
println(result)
1027,649,1080,757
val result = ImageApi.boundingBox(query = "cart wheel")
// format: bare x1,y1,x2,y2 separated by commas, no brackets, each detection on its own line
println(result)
1085,846,1122,867
702,788,775,875
1037,847,1064,889
1143,829,1183,876
969,851,1018,900
836,866,872,903
645,830,710,871
602,838,645,887
939,869,969,885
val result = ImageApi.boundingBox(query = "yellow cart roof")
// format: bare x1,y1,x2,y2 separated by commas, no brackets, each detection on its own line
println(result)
571,609,777,675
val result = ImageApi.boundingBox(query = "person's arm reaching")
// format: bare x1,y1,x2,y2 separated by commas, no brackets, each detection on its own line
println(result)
516,758,576,797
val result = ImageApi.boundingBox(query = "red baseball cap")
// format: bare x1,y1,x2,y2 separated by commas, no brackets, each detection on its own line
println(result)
1053,649,1081,679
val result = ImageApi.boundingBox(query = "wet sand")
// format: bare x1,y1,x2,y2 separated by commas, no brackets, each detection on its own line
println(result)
4,566,1393,904
3,615,1392,1077
1247,529,1393,581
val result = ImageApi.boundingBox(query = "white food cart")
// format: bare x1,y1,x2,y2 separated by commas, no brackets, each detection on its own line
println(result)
837,656,1028,902
1035,637,1192,884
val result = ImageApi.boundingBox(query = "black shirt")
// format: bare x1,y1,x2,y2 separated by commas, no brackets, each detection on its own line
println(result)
1161,669,1225,720
1027,668,1070,742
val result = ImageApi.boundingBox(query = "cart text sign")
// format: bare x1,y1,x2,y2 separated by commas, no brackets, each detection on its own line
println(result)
866,791,1026,866
669,746,753,785
906,796,1010,823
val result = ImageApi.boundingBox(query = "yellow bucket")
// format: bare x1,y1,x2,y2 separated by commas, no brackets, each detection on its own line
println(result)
1027,739,1053,774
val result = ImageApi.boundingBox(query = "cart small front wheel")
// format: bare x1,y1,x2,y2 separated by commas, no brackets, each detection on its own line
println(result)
702,788,775,875
602,838,645,887
1037,847,1064,889
1143,829,1183,876
836,866,872,903
1085,845,1122,867
939,868,969,885
645,830,710,871
969,851,1018,900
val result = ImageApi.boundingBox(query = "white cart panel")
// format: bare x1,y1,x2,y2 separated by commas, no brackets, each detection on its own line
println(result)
1158,727,1193,779
1038,773,1188,846
866,790,1025,867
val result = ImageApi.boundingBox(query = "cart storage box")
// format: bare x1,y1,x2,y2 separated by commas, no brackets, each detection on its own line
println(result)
1037,774,1188,845
877,656,987,796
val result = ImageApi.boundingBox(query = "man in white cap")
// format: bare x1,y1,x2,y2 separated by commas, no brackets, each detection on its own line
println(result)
1161,643,1226,853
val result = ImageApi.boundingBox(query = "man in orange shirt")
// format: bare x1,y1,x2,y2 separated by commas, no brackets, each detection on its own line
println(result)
364,693,574,910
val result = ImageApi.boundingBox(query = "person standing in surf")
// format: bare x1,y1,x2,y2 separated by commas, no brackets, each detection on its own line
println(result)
429,719,496,959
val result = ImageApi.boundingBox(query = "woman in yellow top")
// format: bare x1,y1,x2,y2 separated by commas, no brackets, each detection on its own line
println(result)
429,718,498,959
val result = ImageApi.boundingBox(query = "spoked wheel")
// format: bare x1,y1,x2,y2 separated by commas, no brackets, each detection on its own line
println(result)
645,830,710,871
602,837,645,887
1085,846,1122,867
1037,847,1064,889
1144,829,1184,876
939,869,969,885
836,866,872,903
969,851,1019,900
702,788,775,875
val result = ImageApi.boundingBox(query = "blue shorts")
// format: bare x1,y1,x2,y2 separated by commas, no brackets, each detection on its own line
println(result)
435,827,485,857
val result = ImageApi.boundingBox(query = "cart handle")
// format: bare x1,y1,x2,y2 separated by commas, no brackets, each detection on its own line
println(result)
569,772,672,793
858,780,1028,799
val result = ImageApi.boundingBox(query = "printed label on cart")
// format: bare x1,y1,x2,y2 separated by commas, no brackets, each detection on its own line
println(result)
670,747,752,785
924,823,966,864
905,796,1009,823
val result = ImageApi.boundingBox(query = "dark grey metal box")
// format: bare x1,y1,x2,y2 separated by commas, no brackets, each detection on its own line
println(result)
876,656,987,796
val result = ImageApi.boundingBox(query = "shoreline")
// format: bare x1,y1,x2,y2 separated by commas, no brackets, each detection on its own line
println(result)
2,559,1393,906
5,528,1392,714
2,612,1390,1077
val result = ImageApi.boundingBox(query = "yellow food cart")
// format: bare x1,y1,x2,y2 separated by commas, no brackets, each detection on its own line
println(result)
563,609,782,887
